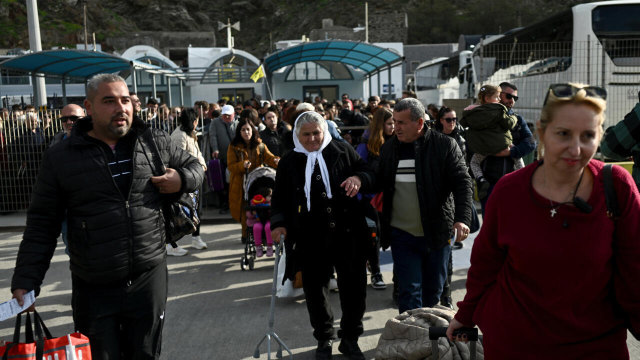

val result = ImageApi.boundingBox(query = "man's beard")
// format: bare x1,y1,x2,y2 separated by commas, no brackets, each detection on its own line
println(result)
107,113,130,137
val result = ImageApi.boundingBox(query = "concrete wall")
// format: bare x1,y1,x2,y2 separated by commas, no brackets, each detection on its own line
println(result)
271,78,365,101
368,43,404,99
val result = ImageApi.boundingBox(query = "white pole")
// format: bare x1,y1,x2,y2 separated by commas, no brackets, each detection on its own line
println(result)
26,0,47,108
227,18,232,49
365,2,369,43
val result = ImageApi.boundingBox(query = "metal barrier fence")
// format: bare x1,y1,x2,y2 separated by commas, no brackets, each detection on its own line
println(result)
0,107,214,213
474,40,640,130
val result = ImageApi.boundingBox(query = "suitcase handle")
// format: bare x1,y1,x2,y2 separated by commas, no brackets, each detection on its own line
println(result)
429,326,478,341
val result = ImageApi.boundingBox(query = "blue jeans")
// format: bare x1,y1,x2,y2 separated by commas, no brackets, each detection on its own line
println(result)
61,218,69,256
391,227,452,314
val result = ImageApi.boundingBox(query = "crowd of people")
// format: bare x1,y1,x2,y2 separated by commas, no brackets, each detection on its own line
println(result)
4,74,640,360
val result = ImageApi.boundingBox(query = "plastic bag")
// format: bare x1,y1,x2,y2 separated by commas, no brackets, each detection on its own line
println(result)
276,247,304,298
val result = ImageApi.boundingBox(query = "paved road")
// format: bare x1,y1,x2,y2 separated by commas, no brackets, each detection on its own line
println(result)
0,224,637,359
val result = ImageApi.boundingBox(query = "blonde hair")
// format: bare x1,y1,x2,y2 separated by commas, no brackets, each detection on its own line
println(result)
537,82,606,157
477,85,501,104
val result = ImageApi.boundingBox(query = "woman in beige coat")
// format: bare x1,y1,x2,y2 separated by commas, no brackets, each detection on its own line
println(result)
169,107,207,256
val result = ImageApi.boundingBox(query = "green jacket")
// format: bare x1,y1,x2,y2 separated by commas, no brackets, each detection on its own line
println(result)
460,103,517,155
601,102,640,189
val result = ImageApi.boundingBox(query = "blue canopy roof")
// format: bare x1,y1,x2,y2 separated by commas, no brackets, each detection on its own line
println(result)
0,49,161,80
264,41,403,75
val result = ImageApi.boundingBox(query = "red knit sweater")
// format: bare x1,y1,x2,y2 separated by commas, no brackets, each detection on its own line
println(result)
456,160,640,359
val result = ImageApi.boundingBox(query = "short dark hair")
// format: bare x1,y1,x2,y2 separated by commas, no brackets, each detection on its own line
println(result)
240,108,260,127
499,82,517,92
130,92,137,96
243,99,254,108
368,96,377,102
427,104,438,111
231,118,260,149
379,99,389,106
217,99,227,106
147,98,158,106
342,93,349,98
178,107,198,134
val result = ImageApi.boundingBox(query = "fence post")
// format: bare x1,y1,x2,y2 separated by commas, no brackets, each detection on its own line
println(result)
479,38,484,86
601,39,606,89
587,36,590,85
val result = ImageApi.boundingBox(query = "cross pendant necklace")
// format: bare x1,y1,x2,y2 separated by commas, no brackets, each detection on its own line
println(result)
544,167,576,219
550,208,558,217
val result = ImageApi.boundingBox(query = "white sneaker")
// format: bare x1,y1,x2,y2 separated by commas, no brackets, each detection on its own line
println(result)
166,244,188,256
191,236,207,250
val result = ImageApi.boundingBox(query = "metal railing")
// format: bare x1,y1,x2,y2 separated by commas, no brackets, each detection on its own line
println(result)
473,40,640,130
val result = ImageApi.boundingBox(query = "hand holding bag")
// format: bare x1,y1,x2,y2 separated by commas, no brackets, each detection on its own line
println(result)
140,131,200,246
0,311,91,360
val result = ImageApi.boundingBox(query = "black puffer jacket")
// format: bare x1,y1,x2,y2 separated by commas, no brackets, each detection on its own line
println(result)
11,116,204,295
375,129,472,251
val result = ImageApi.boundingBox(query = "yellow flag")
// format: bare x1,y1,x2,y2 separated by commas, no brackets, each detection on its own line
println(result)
250,65,265,83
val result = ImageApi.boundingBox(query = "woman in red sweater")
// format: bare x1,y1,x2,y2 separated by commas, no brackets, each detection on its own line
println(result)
447,83,640,359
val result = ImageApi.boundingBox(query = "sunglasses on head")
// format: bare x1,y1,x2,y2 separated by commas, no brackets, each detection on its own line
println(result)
544,84,607,105
60,115,80,123
504,93,519,101
442,117,457,123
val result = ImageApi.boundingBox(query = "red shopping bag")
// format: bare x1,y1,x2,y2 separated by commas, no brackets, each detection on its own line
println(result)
0,311,91,360
370,192,383,213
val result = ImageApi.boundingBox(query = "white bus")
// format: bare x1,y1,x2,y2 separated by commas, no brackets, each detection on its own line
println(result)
470,0,640,129
413,51,473,107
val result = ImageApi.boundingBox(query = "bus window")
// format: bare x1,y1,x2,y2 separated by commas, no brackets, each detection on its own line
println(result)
592,4,640,66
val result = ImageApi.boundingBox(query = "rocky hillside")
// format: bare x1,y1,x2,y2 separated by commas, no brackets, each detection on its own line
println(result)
0,0,594,55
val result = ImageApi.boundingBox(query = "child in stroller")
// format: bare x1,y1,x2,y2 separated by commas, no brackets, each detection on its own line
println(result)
246,188,273,257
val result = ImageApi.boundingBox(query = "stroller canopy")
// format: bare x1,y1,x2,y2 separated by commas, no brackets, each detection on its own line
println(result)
244,166,277,201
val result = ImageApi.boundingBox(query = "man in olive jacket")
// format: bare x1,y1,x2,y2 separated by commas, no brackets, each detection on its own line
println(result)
375,98,472,314
11,73,204,360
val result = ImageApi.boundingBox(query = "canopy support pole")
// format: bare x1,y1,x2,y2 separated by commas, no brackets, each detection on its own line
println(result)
368,74,372,99
179,79,184,106
387,65,392,100
84,79,88,99
131,64,137,94
62,76,67,106
166,76,172,108
151,74,157,99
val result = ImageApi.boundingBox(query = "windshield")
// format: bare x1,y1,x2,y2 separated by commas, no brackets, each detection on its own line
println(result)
592,4,640,66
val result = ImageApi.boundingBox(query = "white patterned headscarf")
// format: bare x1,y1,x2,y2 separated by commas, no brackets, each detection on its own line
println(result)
293,111,333,211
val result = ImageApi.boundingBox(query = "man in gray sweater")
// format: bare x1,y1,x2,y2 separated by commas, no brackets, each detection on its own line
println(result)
208,104,238,213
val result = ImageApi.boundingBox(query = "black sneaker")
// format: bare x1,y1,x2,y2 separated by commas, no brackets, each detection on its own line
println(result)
453,242,464,250
440,296,454,310
476,177,490,200
316,340,333,360
338,339,365,360
371,273,386,290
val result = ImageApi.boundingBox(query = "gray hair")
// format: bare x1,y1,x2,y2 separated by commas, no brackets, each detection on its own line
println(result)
394,98,426,122
294,111,328,136
86,73,127,101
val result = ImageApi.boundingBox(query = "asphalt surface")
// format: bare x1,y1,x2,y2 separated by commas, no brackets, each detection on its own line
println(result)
0,223,638,359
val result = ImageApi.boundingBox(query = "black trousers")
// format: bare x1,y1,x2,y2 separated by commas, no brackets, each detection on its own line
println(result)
301,245,367,341
72,261,168,360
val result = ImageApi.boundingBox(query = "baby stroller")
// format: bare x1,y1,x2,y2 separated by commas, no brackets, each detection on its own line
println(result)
241,166,277,271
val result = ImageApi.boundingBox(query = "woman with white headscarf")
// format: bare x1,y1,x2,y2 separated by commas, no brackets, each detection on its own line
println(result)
270,111,375,360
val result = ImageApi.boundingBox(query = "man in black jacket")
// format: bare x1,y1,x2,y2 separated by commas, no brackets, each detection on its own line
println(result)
11,73,204,360
376,98,472,314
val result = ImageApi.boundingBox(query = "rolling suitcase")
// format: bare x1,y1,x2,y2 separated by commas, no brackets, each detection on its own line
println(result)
207,158,225,191
429,327,479,360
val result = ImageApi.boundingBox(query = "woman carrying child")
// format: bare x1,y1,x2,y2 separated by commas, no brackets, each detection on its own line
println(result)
460,85,525,199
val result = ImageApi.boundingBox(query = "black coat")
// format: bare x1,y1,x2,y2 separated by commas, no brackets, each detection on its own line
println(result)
11,116,204,295
271,140,375,282
259,125,290,157
375,129,473,251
